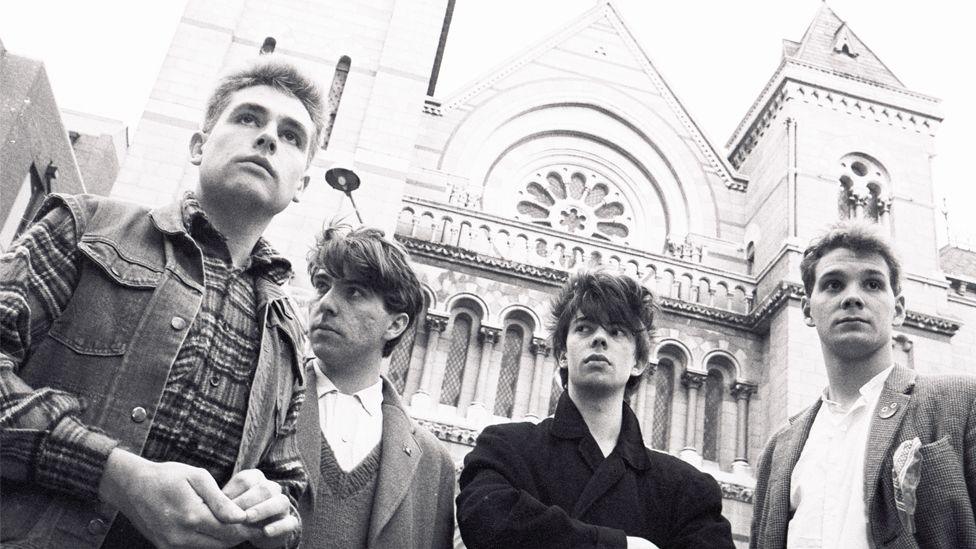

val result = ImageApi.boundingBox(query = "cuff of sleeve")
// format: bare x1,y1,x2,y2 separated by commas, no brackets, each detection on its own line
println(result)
594,525,628,549
34,415,119,500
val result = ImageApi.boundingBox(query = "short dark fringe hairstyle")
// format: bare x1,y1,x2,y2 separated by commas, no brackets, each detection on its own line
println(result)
800,221,903,297
549,271,657,395
307,224,426,357
203,58,326,163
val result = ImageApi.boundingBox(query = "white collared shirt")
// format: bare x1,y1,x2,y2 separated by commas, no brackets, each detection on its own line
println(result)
787,365,894,549
313,361,384,472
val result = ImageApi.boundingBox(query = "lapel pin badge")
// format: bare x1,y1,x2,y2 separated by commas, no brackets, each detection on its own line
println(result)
878,401,898,419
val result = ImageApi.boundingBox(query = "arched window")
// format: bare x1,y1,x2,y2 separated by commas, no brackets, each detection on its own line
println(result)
388,323,417,394
440,313,473,406
548,375,563,416
494,325,525,417
651,359,674,451
702,369,725,462
838,153,890,222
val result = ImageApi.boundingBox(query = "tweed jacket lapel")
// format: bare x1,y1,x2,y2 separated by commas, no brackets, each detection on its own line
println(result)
765,400,821,543
863,365,916,542
297,363,323,503
368,378,423,543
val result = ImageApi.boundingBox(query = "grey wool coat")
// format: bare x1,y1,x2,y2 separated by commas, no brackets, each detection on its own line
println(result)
295,373,456,549
750,365,976,549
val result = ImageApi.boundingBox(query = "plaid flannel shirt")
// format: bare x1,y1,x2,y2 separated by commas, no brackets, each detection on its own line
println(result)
0,193,306,510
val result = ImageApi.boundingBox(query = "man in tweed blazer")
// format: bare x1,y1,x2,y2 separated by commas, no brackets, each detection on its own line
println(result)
296,224,455,549
751,222,976,548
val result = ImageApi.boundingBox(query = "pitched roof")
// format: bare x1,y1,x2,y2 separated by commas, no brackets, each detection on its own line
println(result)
789,4,903,88
440,0,746,189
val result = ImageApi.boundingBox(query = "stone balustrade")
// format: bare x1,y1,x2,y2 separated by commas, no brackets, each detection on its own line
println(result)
396,196,756,313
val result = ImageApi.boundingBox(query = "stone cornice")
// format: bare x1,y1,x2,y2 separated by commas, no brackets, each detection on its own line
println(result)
423,98,443,116
903,310,961,336
729,77,941,169
400,237,960,337
719,480,754,504
415,418,479,446
398,235,570,285
728,58,940,151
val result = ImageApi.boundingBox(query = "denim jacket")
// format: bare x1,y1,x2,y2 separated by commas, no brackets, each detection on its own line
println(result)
1,194,306,548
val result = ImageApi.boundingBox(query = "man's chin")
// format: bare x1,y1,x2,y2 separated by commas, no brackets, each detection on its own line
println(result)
828,337,886,360
569,377,624,399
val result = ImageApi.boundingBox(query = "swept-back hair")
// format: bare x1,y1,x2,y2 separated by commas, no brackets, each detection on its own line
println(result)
307,224,426,357
800,221,902,297
203,58,326,162
549,270,657,394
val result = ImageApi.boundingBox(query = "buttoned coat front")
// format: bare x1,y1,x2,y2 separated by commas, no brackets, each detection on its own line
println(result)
456,393,734,549
751,365,976,548
295,374,456,549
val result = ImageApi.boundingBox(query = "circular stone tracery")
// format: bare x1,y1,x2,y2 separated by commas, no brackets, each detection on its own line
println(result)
515,167,631,242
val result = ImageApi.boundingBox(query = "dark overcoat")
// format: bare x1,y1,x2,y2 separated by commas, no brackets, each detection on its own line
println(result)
457,393,734,548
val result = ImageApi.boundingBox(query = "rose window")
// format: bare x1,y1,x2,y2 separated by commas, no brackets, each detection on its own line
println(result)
515,168,630,242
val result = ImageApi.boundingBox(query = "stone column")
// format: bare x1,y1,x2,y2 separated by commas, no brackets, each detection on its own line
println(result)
730,382,757,475
410,313,448,409
633,361,657,432
878,197,893,231
524,338,551,420
679,371,707,466
466,326,500,422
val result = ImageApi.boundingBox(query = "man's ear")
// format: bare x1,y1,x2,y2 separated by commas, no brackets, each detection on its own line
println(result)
630,359,648,378
189,131,206,166
292,174,311,203
384,312,410,342
892,293,907,327
801,296,815,327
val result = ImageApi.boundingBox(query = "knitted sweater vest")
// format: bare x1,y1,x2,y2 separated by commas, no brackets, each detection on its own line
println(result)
301,434,382,548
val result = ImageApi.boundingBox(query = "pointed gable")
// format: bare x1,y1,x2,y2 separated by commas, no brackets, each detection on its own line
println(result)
438,0,745,191
789,5,903,88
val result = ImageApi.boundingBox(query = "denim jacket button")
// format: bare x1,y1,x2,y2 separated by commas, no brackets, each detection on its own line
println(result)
171,316,188,330
87,518,108,535
130,406,148,423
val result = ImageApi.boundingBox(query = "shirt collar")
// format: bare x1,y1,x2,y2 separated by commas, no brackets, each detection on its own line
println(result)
178,191,292,283
821,364,894,411
312,360,384,417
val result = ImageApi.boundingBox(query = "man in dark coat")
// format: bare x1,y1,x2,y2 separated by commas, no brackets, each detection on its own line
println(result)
456,270,734,549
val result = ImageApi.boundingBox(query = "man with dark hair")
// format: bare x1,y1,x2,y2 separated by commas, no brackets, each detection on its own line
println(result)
296,224,455,549
457,270,734,549
751,221,976,548
0,57,324,548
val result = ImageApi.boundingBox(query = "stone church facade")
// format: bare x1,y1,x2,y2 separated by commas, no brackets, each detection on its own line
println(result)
102,1,974,544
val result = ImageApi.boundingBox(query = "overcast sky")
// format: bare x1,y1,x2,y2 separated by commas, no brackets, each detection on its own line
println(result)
2,1,974,247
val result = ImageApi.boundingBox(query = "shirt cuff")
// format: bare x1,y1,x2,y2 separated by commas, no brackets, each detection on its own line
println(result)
34,414,119,500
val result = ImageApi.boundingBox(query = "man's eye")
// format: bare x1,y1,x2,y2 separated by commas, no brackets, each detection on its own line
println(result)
824,280,842,291
575,324,591,333
281,129,302,147
611,327,628,337
347,287,364,298
866,279,882,290
237,113,258,125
